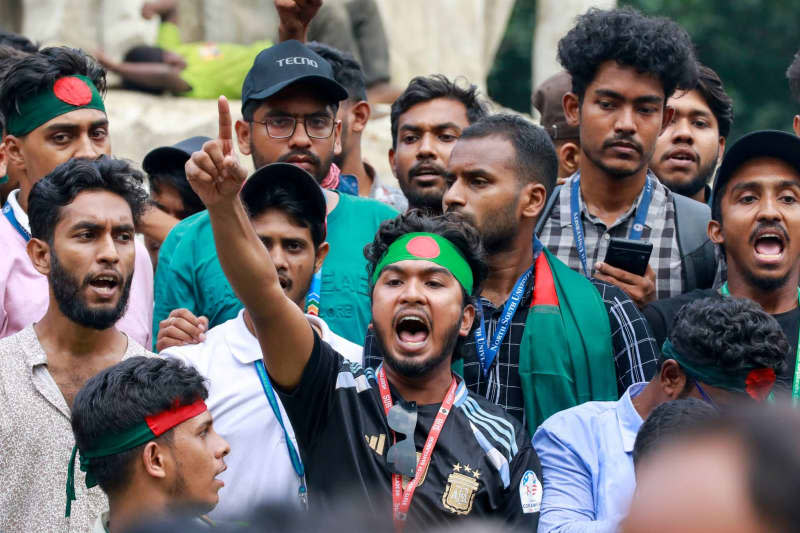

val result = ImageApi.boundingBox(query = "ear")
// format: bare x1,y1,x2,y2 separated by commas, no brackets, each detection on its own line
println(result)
794,115,800,137
26,237,52,276
520,181,547,221
350,101,371,133
0,140,6,177
660,105,675,134
708,217,724,245
314,241,329,273
333,119,343,157
235,119,252,156
562,92,581,127
458,302,476,337
559,141,580,176
3,135,26,168
388,147,397,178
659,359,688,400
142,441,168,480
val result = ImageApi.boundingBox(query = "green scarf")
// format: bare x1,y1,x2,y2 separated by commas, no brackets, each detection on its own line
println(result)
518,249,617,435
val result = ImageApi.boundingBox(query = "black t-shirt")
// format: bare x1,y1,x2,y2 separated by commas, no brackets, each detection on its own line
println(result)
643,288,799,388
276,333,542,529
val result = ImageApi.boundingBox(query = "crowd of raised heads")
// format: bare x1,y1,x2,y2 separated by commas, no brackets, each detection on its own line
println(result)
2,1,800,532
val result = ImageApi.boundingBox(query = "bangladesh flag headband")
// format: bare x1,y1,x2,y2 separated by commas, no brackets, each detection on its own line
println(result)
662,339,776,401
372,233,474,293
6,75,106,137
65,398,208,517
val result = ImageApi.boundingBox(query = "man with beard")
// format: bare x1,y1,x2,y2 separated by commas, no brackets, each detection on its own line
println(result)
389,75,489,214
309,41,407,211
185,132,543,526
651,64,733,204
0,46,154,345
154,39,397,348
439,114,659,431
537,7,714,307
645,130,800,395
69,357,230,532
0,157,154,533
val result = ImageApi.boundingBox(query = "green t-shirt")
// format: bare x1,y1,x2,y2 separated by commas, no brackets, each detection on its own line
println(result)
152,192,398,349
156,22,272,100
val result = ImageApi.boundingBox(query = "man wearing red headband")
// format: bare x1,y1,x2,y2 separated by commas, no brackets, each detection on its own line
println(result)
186,148,542,528
69,356,229,533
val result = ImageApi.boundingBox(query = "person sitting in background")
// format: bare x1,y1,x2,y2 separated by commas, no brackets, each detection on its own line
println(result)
141,136,208,267
69,357,229,532
533,296,786,533
532,71,580,184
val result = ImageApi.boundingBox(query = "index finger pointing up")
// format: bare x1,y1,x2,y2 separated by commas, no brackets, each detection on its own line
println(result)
218,95,234,155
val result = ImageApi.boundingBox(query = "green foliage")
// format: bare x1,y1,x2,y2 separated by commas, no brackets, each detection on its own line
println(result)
623,0,800,140
487,0,535,113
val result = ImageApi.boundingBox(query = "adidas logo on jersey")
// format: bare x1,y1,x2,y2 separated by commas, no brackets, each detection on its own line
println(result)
365,434,386,455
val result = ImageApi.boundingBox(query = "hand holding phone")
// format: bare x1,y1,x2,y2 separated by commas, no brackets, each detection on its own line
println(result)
603,237,653,277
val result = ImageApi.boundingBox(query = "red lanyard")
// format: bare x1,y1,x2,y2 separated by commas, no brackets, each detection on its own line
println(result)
376,367,457,532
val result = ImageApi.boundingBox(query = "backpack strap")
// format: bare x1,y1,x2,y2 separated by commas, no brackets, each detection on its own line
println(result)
535,184,562,237
672,192,716,290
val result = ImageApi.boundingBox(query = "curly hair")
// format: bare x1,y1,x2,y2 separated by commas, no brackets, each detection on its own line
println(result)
0,46,106,133
667,296,788,377
28,156,149,244
71,357,208,496
557,7,698,101
390,74,489,148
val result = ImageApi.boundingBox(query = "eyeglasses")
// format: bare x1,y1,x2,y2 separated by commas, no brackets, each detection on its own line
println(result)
386,401,418,477
252,114,336,139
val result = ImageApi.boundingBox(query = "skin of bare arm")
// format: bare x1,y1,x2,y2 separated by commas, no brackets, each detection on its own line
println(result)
185,96,314,389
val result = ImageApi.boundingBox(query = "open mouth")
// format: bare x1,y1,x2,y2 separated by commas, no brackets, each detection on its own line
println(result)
278,275,291,291
410,166,444,186
394,313,430,348
88,274,120,297
753,231,786,261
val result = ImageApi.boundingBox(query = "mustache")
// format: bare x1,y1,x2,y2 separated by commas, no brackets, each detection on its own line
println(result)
278,149,321,167
603,135,643,154
408,161,447,178
749,221,790,245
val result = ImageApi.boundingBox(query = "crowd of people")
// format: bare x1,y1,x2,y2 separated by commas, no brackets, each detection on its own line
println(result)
2,1,800,532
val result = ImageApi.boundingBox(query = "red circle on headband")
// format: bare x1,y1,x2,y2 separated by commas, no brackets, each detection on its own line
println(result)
406,236,440,258
53,77,92,106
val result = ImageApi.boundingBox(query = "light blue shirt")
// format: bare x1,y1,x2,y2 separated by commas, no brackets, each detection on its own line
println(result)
533,382,646,533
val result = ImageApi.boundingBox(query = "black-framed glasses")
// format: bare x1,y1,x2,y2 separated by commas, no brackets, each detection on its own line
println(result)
252,114,336,139
386,401,418,477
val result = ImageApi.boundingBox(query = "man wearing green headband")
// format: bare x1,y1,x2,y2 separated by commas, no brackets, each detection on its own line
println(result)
0,46,155,347
186,153,543,526
533,296,787,533
70,356,229,532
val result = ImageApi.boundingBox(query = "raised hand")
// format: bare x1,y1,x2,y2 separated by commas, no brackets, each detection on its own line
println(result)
185,96,248,208
276,0,323,42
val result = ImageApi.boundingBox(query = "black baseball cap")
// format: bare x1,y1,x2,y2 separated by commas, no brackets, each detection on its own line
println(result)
142,136,211,175
241,40,347,114
240,162,327,240
711,130,800,220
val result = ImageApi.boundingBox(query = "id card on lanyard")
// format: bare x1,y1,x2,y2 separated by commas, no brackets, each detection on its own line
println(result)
570,172,653,277
720,283,800,405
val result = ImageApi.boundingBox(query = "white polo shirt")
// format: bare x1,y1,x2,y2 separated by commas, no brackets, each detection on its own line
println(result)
161,310,362,522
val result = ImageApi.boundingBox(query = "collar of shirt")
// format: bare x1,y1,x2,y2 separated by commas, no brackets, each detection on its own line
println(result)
7,188,30,233
19,325,48,370
617,382,647,453
558,171,668,231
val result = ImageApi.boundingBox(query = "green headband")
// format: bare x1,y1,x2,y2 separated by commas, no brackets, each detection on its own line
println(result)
372,232,474,293
65,399,207,517
662,339,776,401
6,75,105,137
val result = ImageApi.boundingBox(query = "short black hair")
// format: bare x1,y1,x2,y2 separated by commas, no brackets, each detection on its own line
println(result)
664,296,788,378
0,30,38,54
307,42,367,103
242,187,325,248
148,168,205,219
0,46,106,135
787,49,800,104
120,45,167,94
632,398,717,469
390,74,489,148
71,357,208,496
28,156,149,244
557,7,698,101
458,113,558,198
692,64,734,139
0,46,34,132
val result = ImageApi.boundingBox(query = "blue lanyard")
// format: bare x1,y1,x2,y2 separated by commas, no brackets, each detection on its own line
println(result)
253,359,308,509
305,269,322,316
473,266,533,376
569,172,653,277
2,201,30,242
